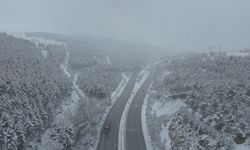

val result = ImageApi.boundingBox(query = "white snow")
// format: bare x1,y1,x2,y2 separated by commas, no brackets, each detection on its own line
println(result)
60,48,71,78
151,99,186,117
94,56,112,66
38,43,93,149
30,37,64,46
119,65,151,150
92,73,130,150
111,73,129,104
207,53,215,61
136,65,150,87
141,83,153,150
152,59,162,67
72,73,91,120
6,32,66,60
10,33,93,149
207,50,249,59
53,90,80,127
53,73,85,127
149,99,185,150
14,35,75,127
233,144,250,150
161,71,171,81
6,31,64,46
41,49,48,58
73,73,86,99
39,41,78,125
160,120,172,150
233,138,250,150
148,69,186,150
94,56,102,64
106,56,112,65
4,32,34,42
38,48,87,149
226,51,249,57
39,129,65,150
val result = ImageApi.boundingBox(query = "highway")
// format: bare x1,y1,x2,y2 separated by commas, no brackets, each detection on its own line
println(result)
96,73,137,150
126,72,153,150
96,68,154,150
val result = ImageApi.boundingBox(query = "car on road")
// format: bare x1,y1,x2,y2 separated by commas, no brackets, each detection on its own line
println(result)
104,121,112,133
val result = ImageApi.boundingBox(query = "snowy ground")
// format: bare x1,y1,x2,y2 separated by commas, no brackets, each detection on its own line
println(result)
49,40,81,127
206,50,250,58
60,47,71,78
41,49,48,58
6,32,65,59
7,32,64,45
119,65,151,150
233,138,250,150
5,32,139,150
226,51,250,57
142,83,153,150
21,36,90,149
17,37,71,149
159,120,172,150
20,33,131,150
151,99,186,150
53,73,86,127
150,99,186,118
160,71,171,81
94,55,113,66
73,73,87,105
26,36,75,127
143,68,188,150
106,56,112,65
207,53,215,61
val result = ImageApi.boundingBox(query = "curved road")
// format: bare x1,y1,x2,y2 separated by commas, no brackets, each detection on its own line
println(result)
96,73,137,150
126,73,153,150
97,68,154,150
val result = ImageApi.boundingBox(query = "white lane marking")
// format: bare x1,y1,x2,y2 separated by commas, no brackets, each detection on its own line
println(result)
118,65,150,150
94,73,131,150
141,83,153,150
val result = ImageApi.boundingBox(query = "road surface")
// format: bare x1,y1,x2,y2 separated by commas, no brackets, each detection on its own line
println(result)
126,72,153,150
97,67,154,150
96,73,137,150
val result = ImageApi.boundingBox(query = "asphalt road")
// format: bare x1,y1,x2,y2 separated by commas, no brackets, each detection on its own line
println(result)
96,73,137,150
126,72,153,150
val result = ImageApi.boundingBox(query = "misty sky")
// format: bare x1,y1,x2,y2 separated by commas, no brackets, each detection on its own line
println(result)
0,0,250,50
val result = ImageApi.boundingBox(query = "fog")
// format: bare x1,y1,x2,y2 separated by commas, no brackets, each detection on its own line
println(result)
0,0,250,50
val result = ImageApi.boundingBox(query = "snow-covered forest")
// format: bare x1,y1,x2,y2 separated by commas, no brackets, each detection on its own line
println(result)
146,51,250,150
1,0,250,150
2,31,250,150
0,33,72,149
0,32,146,150
0,32,115,149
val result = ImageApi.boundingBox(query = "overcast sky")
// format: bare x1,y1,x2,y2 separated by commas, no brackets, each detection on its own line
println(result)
0,0,250,50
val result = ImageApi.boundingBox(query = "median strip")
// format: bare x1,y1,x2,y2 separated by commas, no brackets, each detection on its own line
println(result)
118,65,150,150
93,72,130,150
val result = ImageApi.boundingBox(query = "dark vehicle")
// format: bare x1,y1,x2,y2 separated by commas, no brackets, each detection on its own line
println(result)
104,121,112,133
